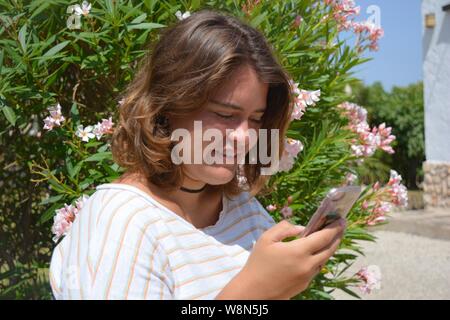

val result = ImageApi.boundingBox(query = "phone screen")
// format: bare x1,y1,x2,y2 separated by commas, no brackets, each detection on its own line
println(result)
299,186,362,238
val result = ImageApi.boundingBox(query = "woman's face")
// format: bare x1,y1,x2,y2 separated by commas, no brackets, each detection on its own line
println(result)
169,64,269,186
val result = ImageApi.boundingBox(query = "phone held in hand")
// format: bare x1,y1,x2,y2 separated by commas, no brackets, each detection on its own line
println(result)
299,186,362,238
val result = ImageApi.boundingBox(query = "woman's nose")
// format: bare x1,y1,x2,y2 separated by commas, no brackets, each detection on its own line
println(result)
228,120,250,151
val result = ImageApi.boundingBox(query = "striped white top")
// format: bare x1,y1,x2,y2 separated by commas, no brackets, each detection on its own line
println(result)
49,183,276,300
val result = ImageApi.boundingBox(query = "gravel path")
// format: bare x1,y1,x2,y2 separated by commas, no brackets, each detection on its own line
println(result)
332,208,450,300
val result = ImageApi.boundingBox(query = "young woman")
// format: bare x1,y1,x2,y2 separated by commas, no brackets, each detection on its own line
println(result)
49,9,346,300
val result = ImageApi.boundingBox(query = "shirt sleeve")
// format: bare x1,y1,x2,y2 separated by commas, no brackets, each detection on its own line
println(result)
49,244,64,300
252,197,277,230
89,209,174,300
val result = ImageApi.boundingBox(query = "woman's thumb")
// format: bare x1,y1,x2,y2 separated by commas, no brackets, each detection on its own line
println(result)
265,220,305,242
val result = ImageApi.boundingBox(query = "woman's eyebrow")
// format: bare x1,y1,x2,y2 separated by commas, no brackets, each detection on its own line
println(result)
210,99,266,113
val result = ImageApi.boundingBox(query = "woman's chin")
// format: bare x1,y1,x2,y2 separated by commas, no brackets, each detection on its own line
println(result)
202,164,237,185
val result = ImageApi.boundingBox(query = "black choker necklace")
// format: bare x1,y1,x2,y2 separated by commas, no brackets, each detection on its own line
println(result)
179,184,207,193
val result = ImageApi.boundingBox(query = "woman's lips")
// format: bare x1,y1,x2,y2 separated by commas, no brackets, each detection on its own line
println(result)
212,149,239,162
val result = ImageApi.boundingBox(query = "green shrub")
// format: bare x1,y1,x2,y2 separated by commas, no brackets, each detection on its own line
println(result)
1,0,405,299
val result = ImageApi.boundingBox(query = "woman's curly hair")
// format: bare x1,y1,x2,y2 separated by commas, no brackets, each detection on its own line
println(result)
111,8,294,198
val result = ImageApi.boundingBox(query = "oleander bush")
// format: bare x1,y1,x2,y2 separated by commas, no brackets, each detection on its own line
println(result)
0,0,407,299
351,81,425,190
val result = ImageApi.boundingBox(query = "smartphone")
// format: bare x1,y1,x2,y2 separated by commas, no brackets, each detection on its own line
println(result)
299,185,362,238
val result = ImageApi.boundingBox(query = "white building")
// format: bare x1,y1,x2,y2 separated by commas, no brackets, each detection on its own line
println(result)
422,0,450,208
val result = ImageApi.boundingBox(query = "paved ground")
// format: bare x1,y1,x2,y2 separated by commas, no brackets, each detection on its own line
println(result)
331,207,450,300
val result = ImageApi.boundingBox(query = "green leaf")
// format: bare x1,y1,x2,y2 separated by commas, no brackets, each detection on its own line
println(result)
131,13,147,24
310,289,334,300
346,228,376,242
29,1,51,19
18,24,27,53
69,161,83,179
339,286,361,299
84,151,112,162
38,202,62,225
101,162,119,176
1,105,16,126
105,0,114,15
48,179,67,194
0,49,4,74
84,140,102,148
127,22,165,31
250,12,267,28
79,177,94,190
42,40,70,58
97,143,109,153
0,268,22,281
39,194,64,206
70,102,80,125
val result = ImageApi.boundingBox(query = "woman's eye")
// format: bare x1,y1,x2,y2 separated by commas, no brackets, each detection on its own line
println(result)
213,111,262,124
214,112,233,119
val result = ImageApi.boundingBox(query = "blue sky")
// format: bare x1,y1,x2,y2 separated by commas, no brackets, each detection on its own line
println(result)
350,0,423,90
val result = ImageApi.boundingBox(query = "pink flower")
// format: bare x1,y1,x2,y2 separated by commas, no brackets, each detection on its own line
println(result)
338,102,396,158
361,200,369,210
285,138,303,156
75,194,89,210
369,42,379,52
345,173,357,185
73,1,91,16
373,181,380,191
289,80,321,121
366,201,391,226
367,213,387,226
281,206,293,219
293,15,303,28
278,138,304,172
390,184,408,207
363,171,407,223
51,194,89,242
278,154,296,172
327,0,361,30
356,266,381,294
388,169,402,185
373,123,396,154
43,103,65,131
327,1,383,52
93,117,114,140
43,117,56,131
266,204,277,212
339,101,367,125
290,101,306,121
299,89,321,106
386,170,408,207
351,21,384,51
100,117,114,132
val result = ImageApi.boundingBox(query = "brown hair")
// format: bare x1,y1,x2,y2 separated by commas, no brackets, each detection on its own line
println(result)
111,9,294,198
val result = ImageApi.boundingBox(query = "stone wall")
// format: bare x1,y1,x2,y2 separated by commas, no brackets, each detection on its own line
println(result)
423,161,450,208
422,0,450,209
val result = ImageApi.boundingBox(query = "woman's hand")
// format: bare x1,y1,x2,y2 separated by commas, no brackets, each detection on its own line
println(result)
215,218,346,300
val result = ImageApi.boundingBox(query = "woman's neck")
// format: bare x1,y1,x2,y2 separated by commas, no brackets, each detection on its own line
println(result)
112,172,223,229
